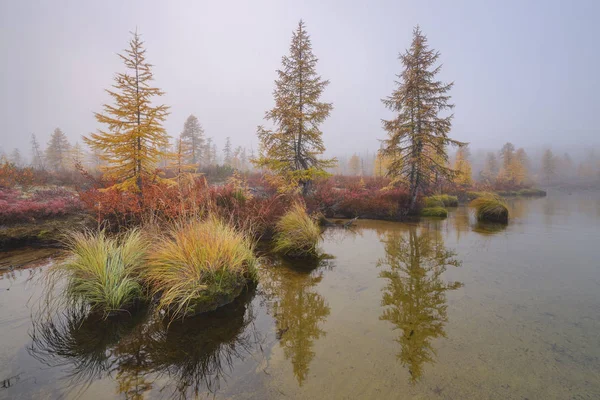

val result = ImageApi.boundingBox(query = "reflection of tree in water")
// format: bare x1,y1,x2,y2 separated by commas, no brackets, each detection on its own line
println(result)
451,206,471,241
260,256,332,386
28,288,259,399
378,227,462,383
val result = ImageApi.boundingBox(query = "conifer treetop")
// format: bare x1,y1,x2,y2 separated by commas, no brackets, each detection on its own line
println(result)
255,20,335,192
381,26,464,208
85,31,170,192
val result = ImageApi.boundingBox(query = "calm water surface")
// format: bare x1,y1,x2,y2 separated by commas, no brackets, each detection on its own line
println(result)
1,191,599,399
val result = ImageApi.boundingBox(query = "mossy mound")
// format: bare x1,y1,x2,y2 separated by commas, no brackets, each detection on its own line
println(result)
419,207,448,218
470,194,509,223
273,203,321,258
145,216,258,321
424,194,458,208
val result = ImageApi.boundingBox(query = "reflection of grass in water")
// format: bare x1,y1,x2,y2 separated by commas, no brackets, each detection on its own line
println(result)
472,221,508,235
378,227,462,383
28,288,259,399
143,287,257,398
28,304,147,394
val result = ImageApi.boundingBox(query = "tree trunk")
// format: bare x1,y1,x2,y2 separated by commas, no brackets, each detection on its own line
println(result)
301,179,311,196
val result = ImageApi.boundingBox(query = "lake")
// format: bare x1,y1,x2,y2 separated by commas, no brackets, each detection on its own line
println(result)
1,190,599,399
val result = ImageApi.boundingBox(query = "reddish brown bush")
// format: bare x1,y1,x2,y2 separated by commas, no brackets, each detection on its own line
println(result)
78,174,293,236
0,188,83,224
0,161,37,190
307,176,410,219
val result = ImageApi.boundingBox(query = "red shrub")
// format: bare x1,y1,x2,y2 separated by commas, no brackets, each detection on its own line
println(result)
0,188,83,224
78,174,293,236
0,162,38,190
307,176,409,220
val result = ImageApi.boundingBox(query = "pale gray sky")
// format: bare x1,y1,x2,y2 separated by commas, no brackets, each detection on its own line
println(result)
1,0,598,159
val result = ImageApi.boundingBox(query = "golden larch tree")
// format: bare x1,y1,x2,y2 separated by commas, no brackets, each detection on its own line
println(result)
374,150,393,177
453,146,472,187
497,142,514,184
254,20,335,194
180,114,204,167
511,148,529,186
381,27,463,212
46,128,71,171
348,154,361,176
84,31,169,193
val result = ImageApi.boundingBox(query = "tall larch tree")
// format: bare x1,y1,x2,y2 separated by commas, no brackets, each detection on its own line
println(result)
453,146,472,187
381,27,463,211
46,128,71,171
480,152,498,184
84,31,169,193
497,142,516,184
30,134,46,170
180,114,204,166
349,154,361,176
512,148,529,186
223,137,232,166
541,149,556,184
254,20,335,194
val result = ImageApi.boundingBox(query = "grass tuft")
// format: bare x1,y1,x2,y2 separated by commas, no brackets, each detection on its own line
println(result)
273,203,321,258
49,229,148,317
470,193,509,223
425,194,458,208
145,215,257,320
419,207,448,218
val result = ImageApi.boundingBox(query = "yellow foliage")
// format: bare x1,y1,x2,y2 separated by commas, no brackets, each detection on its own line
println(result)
84,31,170,193
349,154,361,175
374,152,392,177
453,147,472,187
254,21,336,193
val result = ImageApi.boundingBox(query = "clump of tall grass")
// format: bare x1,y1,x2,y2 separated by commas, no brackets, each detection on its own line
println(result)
424,194,458,208
145,216,258,320
273,203,321,258
470,193,509,223
419,207,448,218
48,229,148,317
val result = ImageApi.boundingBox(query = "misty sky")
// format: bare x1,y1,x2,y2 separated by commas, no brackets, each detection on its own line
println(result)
1,0,599,159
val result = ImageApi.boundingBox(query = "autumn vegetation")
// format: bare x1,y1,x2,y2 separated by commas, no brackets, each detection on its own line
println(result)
145,216,258,319
47,229,149,317
2,21,597,319
273,203,321,258
470,194,509,223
